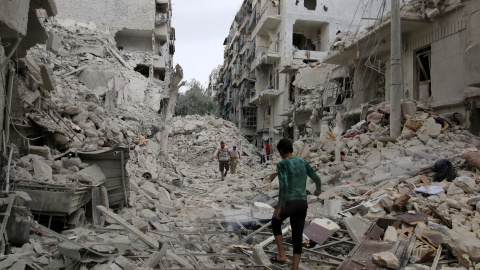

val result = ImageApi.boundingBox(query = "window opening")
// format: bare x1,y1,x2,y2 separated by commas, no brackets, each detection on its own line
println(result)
304,0,317,10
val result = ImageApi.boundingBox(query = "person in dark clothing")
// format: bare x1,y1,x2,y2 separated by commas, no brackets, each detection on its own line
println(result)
269,139,321,269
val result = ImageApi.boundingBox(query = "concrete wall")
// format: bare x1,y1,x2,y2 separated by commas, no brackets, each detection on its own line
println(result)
0,0,30,38
55,0,155,33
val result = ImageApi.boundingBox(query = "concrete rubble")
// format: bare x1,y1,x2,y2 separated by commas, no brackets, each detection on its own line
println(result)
0,0,480,270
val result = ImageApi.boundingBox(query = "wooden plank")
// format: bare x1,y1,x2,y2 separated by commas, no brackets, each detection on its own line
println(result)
97,206,159,249
430,245,443,270
91,187,102,226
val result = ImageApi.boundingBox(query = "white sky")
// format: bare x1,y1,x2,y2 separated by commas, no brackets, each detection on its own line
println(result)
172,0,244,89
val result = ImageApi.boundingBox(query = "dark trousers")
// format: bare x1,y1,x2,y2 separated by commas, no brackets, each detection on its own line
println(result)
260,156,266,164
271,200,308,254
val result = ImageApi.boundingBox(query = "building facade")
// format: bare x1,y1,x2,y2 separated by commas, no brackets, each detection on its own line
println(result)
55,0,175,83
325,0,480,136
216,0,387,147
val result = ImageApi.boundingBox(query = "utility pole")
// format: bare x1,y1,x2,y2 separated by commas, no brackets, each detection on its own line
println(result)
390,0,402,138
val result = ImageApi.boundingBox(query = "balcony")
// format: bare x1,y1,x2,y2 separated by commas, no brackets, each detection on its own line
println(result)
153,55,166,70
155,24,168,42
251,46,280,71
252,1,281,36
249,88,282,105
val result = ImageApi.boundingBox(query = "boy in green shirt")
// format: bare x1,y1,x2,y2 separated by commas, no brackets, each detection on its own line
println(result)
269,139,321,269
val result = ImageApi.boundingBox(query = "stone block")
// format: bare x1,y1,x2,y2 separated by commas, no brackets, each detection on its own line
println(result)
62,157,82,168
321,200,342,218
75,165,106,185
443,226,480,262
425,8,440,20
381,149,401,160
424,117,442,138
73,111,89,124
0,0,29,38
402,101,416,116
131,217,148,232
344,217,372,242
405,145,427,156
39,64,56,91
29,146,52,160
31,155,52,180
252,244,272,267
384,226,398,242
372,251,399,269
47,31,61,54
454,176,480,194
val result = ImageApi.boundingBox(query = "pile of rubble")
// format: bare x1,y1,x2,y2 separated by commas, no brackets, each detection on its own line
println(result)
2,5,480,270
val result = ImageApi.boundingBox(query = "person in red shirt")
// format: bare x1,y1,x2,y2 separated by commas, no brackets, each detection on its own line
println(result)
265,140,270,160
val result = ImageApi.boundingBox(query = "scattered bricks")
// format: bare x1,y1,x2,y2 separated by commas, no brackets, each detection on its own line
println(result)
372,251,399,269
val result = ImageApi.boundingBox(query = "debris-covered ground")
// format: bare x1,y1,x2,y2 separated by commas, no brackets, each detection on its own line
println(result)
2,7,480,270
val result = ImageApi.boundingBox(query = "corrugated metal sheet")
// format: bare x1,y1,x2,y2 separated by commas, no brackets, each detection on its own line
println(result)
77,146,130,208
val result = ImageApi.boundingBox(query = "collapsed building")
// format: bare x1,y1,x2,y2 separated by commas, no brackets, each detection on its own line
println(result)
55,0,176,110
214,0,388,147
322,0,480,138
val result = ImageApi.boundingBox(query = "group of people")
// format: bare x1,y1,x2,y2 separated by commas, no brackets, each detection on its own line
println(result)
216,141,241,180
216,139,321,270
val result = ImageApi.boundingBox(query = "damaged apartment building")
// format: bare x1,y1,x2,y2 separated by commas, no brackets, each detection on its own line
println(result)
55,0,176,112
313,0,480,139
215,0,388,146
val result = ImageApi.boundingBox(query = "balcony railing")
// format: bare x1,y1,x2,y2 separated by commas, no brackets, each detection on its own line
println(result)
252,1,281,36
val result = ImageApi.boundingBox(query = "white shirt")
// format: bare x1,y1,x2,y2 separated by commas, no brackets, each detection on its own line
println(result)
230,148,240,158
261,149,266,156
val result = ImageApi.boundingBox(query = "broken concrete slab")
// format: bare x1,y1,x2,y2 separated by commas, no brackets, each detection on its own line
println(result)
29,146,52,160
443,226,480,262
75,165,106,185
0,0,30,38
39,63,56,91
252,244,272,267
372,251,399,269
344,217,372,243
47,31,61,54
31,155,53,180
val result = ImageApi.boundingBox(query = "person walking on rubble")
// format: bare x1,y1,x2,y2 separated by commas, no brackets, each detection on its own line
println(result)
265,140,271,160
269,139,321,269
260,145,266,164
230,145,241,173
216,141,231,180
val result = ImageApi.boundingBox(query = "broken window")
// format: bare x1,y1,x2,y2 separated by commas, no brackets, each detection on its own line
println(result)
154,70,166,81
134,65,150,78
416,46,431,101
156,3,168,14
304,0,317,10
293,20,329,52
